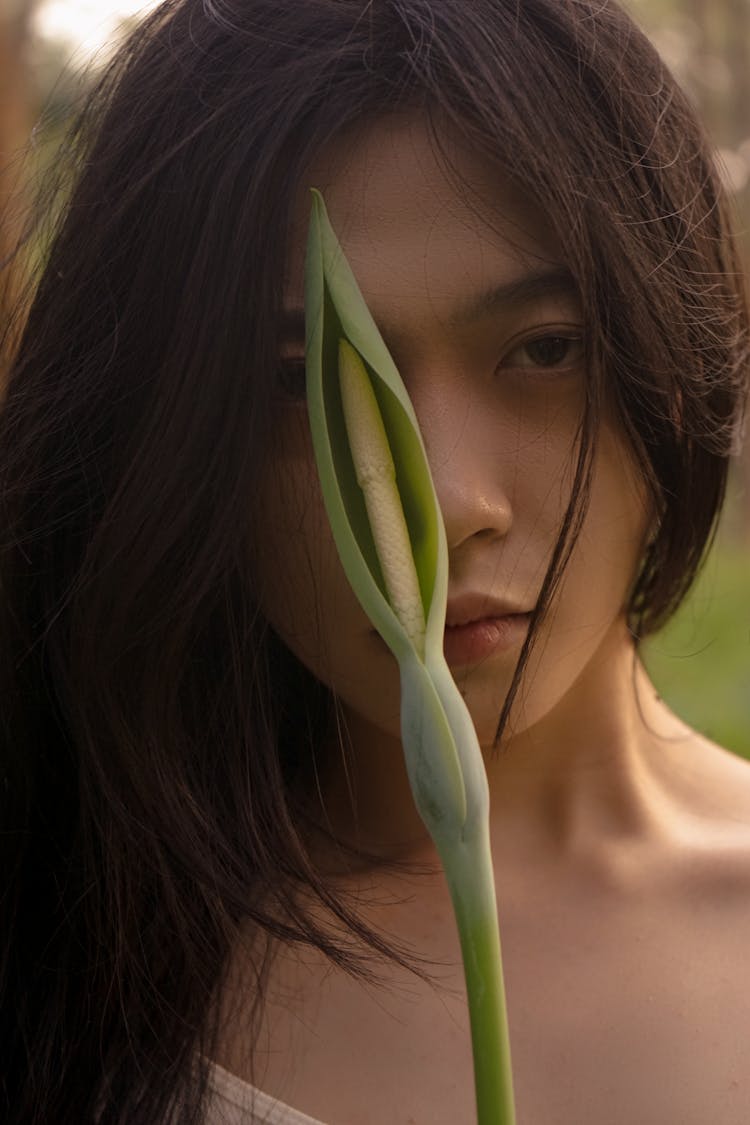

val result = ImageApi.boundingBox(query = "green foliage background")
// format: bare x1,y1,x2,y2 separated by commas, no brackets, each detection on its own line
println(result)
626,0,750,762
644,532,750,760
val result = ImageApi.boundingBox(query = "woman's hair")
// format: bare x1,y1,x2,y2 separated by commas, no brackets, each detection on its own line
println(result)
1,1,747,1121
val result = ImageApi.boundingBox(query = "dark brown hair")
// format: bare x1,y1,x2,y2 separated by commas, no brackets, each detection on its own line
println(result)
1,1,747,1122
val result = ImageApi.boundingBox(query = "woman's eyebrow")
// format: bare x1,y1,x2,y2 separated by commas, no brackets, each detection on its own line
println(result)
278,266,579,348
448,265,579,327
278,308,306,348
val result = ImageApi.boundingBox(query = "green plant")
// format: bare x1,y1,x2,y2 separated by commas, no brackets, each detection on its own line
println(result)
305,189,516,1125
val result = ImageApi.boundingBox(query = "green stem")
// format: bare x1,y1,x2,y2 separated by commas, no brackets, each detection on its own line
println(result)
440,827,516,1125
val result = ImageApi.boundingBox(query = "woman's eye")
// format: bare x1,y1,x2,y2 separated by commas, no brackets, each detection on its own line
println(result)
276,357,307,400
502,333,584,371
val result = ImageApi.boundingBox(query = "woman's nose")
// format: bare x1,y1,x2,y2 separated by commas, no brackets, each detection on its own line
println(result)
410,380,514,553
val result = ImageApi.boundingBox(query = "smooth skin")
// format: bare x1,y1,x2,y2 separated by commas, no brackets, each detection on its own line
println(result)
214,115,750,1124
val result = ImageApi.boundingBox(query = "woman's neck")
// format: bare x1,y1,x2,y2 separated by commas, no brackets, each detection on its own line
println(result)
312,622,710,873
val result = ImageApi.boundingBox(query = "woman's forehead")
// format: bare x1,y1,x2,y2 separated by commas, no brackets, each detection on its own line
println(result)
284,113,566,321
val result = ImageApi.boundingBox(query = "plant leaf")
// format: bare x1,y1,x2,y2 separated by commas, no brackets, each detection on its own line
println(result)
305,189,448,666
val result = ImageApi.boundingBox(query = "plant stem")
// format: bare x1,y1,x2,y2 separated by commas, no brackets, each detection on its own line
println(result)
441,827,516,1125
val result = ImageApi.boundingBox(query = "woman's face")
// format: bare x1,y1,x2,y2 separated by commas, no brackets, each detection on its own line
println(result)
255,115,649,750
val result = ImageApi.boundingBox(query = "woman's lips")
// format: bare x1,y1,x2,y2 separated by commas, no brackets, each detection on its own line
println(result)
443,612,531,666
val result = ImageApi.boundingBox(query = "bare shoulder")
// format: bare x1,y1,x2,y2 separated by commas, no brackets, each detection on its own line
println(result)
682,727,750,817
660,722,750,891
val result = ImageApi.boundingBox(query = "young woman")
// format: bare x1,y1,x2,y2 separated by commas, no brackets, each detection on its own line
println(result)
2,1,749,1122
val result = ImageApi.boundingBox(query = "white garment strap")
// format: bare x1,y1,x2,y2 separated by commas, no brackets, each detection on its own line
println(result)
205,1059,329,1125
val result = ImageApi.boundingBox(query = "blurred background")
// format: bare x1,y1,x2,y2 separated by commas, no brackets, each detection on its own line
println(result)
1,0,748,755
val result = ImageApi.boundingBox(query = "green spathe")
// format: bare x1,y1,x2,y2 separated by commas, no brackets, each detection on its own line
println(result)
304,188,516,1125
